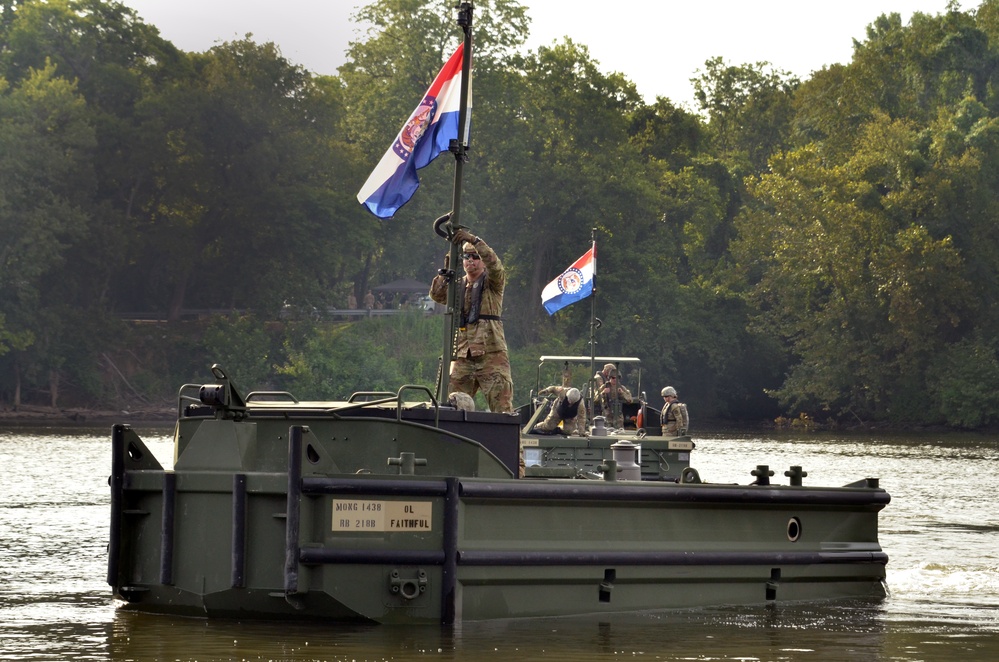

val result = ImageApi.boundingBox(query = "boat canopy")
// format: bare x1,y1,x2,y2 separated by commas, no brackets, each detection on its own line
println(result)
538,356,641,364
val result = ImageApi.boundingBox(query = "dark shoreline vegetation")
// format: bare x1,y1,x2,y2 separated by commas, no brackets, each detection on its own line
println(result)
4,1,999,430
2,404,989,439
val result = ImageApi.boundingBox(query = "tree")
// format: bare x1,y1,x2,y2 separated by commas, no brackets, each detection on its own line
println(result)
691,56,799,172
0,63,96,405
736,112,976,423
116,39,368,320
0,0,193,405
629,97,708,170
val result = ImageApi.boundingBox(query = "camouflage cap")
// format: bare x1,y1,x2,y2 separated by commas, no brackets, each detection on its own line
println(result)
566,387,581,404
661,386,677,397
462,241,477,253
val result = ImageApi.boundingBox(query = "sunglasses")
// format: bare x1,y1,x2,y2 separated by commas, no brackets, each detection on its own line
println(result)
461,253,480,260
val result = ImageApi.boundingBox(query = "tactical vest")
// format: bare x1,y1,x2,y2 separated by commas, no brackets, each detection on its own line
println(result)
556,396,581,420
462,273,502,327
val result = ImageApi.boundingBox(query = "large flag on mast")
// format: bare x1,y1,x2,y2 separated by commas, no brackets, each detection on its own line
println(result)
357,44,470,218
541,243,596,315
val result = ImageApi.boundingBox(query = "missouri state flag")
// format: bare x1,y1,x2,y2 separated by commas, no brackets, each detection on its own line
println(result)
541,244,596,315
357,44,469,218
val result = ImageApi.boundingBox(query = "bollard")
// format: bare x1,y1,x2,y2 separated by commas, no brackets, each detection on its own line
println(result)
751,464,775,486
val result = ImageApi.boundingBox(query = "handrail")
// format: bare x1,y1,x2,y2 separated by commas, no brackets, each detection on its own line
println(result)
246,391,299,403
396,384,439,425
347,391,397,403
332,386,443,427
176,383,205,418
326,396,398,418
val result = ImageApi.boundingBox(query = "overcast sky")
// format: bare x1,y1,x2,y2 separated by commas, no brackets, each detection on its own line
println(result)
121,0,969,108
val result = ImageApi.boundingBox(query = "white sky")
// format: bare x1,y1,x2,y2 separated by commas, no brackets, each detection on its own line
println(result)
121,0,970,108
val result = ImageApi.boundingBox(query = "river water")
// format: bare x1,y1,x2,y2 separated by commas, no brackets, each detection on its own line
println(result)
1,425,996,661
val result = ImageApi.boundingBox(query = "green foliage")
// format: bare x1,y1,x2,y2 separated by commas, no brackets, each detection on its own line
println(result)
202,314,278,390
737,78,991,424
927,334,999,428
630,98,708,169
120,38,369,320
0,59,95,400
692,56,799,171
276,313,445,399
736,133,973,422
6,0,999,431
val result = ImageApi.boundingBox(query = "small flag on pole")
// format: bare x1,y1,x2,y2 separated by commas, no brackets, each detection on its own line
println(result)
541,244,596,315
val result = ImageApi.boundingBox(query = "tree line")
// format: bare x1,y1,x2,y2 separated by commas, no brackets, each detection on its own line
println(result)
2,0,998,428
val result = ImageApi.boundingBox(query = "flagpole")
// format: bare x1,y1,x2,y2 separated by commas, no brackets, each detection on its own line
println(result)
438,2,474,403
588,227,598,422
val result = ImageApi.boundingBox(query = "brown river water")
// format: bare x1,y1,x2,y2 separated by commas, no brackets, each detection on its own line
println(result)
1,425,997,661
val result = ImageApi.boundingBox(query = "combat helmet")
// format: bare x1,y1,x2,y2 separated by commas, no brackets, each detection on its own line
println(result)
661,386,677,397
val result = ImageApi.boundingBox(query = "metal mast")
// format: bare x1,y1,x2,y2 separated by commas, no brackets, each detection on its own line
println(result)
435,2,474,403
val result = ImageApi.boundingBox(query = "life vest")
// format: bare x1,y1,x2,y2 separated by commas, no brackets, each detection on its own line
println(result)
556,396,581,420
661,402,675,427
461,273,486,326
661,402,689,431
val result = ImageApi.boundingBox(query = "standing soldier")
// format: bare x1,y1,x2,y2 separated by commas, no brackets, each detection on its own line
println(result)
599,370,633,429
660,386,689,436
430,229,513,413
592,362,616,419
593,362,617,391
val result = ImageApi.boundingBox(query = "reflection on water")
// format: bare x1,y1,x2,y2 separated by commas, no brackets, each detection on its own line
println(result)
106,603,893,661
108,611,445,661
1,427,998,661
103,601,999,661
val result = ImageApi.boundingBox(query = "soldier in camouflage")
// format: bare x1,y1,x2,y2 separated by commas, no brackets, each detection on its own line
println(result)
660,386,689,436
532,385,586,436
430,229,513,413
598,370,633,429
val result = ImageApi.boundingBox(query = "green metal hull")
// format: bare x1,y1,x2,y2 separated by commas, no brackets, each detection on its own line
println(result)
108,383,889,624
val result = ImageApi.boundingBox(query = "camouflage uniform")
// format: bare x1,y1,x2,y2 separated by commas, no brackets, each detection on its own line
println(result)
591,363,616,421
536,385,586,436
430,235,513,413
599,379,633,429
592,363,617,392
660,388,689,436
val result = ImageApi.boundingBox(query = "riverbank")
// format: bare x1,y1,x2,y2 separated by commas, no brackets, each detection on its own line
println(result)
0,403,978,435
0,403,175,425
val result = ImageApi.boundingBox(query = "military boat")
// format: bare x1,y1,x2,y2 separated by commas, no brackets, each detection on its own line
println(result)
108,363,890,624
